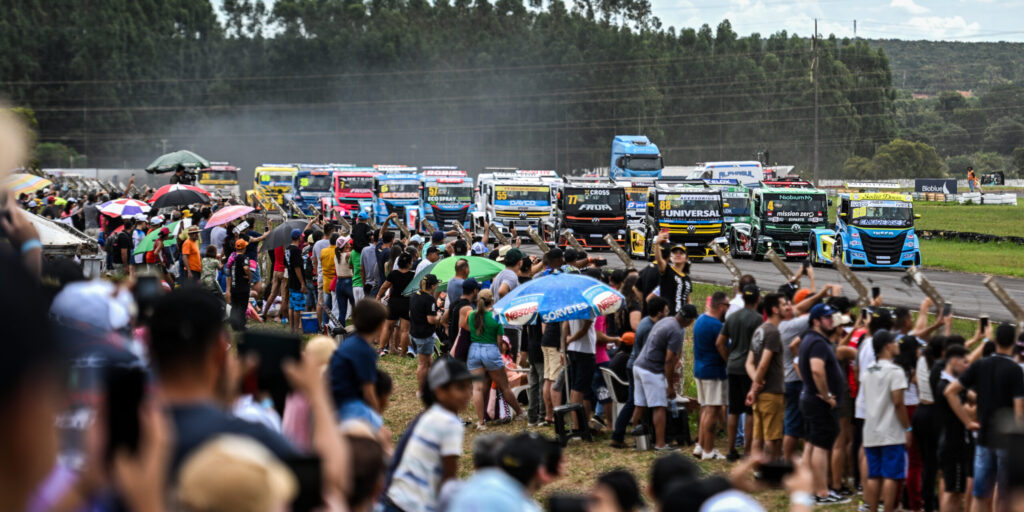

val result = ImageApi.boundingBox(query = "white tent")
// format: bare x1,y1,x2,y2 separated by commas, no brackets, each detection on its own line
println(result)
26,211,104,277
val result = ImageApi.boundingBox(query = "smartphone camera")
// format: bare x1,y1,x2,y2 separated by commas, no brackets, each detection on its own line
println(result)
980,315,990,331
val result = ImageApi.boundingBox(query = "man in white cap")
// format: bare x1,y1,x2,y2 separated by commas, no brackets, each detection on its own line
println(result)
132,214,149,265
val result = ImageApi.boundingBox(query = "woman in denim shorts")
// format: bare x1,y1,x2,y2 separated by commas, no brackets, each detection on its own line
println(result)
466,290,525,429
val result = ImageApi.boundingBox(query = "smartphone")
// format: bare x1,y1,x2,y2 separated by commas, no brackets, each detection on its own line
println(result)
861,308,870,320
104,365,147,463
980,315,989,331
871,287,881,299
134,274,164,323
802,259,811,270
756,460,795,487
943,303,953,317
283,456,323,512
239,330,302,397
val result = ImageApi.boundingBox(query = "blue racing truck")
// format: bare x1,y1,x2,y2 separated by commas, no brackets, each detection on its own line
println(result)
610,135,664,179
809,183,922,268
294,164,338,215
421,166,475,230
372,165,422,229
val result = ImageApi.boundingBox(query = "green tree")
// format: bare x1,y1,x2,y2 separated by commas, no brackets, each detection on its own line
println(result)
869,138,945,178
982,116,1024,154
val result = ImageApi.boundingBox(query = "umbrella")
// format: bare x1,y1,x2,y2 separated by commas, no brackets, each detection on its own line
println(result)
402,255,505,296
99,198,151,218
145,150,210,174
149,184,211,209
493,273,624,326
4,173,52,196
260,219,319,252
206,204,254,229
133,220,183,255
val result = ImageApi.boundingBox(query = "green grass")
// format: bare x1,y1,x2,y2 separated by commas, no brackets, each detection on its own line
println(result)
920,239,1024,278
915,202,1024,237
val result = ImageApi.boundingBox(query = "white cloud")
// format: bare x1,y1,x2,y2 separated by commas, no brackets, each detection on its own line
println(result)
904,15,982,38
891,0,930,14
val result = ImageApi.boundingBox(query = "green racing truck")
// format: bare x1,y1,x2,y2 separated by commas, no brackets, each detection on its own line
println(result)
727,179,828,260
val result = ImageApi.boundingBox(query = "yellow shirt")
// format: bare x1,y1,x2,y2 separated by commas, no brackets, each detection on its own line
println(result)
320,246,337,292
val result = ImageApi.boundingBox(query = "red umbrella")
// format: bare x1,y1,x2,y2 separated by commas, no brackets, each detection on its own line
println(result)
149,184,212,209
150,184,210,202
206,204,255,228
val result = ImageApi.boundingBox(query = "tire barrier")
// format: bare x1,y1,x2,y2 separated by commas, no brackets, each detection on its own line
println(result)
917,230,1024,245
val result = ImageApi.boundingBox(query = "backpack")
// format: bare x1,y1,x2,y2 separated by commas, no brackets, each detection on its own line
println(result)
302,245,316,281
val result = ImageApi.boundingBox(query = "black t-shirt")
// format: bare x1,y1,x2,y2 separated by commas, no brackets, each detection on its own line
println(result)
932,363,973,457
351,223,372,251
386,269,415,305
659,266,692,315
638,265,660,297
286,244,303,290
243,230,260,260
958,354,1024,446
525,320,544,364
798,330,845,405
609,303,641,337
409,290,438,338
231,254,251,295
542,322,562,348
449,297,472,344
113,231,133,264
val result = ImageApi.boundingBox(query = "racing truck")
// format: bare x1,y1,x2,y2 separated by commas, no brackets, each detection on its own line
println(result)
615,178,657,257
331,166,378,219
687,161,763,186
728,180,827,260
294,164,337,215
610,135,664,179
705,178,752,226
421,166,475,230
247,164,297,213
476,170,560,239
372,165,422,229
809,184,921,268
645,183,725,259
197,162,241,199
556,177,628,249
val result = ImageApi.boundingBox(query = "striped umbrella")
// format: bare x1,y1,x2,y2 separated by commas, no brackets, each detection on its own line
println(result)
99,198,151,218
205,204,254,228
3,173,52,196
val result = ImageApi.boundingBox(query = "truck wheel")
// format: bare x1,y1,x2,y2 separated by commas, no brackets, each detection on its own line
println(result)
833,239,845,265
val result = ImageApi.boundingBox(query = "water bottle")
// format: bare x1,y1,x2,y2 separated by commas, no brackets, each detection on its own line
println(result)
668,399,679,419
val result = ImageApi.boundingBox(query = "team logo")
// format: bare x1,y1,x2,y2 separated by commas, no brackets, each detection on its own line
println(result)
687,225,696,234
499,294,542,326
520,212,527,219
592,217,600,225
791,224,800,233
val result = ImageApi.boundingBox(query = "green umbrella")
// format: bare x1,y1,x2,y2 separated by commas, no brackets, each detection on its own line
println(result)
133,220,183,255
402,255,506,296
145,150,211,174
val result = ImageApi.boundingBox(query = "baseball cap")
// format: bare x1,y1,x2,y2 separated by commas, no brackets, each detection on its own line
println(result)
158,227,170,236
793,288,812,304
135,213,148,222
741,283,760,297
669,243,686,252
410,234,424,244
432,230,444,242
290,229,302,240
151,215,164,225
620,332,635,346
462,278,480,294
358,211,370,219
428,358,481,390
809,303,836,321
471,241,488,255
423,274,440,288
679,304,698,319
235,239,248,250
502,247,525,265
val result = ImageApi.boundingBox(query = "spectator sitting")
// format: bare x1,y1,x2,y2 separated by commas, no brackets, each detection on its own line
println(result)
330,299,389,431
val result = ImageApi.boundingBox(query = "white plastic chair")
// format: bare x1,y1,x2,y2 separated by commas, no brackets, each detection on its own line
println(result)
599,367,630,420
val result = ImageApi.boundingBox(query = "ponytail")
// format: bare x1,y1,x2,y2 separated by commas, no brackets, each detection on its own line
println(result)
473,290,494,336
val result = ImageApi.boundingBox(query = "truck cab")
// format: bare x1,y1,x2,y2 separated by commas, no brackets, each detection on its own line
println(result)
704,178,752,226
615,178,657,257
687,161,763,186
294,164,337,215
729,181,827,260
372,165,422,229
198,162,240,199
556,177,627,249
610,135,664,179
247,164,298,212
476,169,559,239
810,183,921,268
421,167,475,230
646,183,725,259
332,167,378,219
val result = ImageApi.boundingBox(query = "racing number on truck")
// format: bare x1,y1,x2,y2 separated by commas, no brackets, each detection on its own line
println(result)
428,187,439,196
496,190,507,200
568,195,578,205
659,200,672,211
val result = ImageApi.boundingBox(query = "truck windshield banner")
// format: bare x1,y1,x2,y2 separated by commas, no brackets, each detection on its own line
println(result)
495,185,549,207
765,193,827,222
566,188,625,214
657,193,721,218
426,185,473,204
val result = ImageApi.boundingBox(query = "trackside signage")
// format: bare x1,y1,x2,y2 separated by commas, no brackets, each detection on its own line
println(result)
914,179,957,195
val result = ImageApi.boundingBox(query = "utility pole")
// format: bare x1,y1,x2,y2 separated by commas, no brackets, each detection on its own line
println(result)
813,18,820,186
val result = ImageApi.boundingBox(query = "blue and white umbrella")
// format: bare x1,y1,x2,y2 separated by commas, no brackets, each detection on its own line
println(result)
493,273,624,326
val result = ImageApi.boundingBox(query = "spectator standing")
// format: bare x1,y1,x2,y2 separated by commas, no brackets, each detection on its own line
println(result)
351,210,372,252
262,244,289,320
417,245,440,274
943,324,1024,512
334,237,356,323
716,283,762,460
492,248,524,354
224,239,252,331
444,278,479,362
410,274,442,391
181,226,202,282
651,233,691,315
209,221,228,257
744,293,787,461
446,258,470,310
693,291,730,460
932,344,972,512
611,296,669,447
199,246,222,292
376,251,415,355
361,231,379,296
112,218,135,274
861,330,911,512
285,229,306,334
467,289,525,428
319,233,339,325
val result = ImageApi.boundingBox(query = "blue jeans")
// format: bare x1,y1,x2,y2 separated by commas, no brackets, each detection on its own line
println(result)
337,399,383,432
612,368,636,443
973,443,1008,498
335,277,354,323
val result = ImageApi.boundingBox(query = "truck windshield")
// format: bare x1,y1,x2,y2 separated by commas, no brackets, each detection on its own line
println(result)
426,185,473,204
765,193,827,222
625,156,662,171
850,200,914,227
298,175,333,192
200,171,237,183
260,173,294,186
337,176,374,191
378,181,420,199
657,193,721,219
564,188,625,215
722,195,749,216
494,185,549,206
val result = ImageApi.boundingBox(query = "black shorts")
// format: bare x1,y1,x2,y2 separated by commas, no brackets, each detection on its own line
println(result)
728,374,753,415
801,398,839,449
387,299,410,321
567,351,597,402
941,447,974,494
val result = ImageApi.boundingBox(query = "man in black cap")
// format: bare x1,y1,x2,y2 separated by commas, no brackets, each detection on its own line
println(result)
715,283,762,461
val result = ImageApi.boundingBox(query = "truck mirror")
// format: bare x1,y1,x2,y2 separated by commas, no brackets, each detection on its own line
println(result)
723,203,730,208
914,214,921,219
839,212,846,217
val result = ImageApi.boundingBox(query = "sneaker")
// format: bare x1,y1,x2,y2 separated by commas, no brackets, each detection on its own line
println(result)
514,411,529,422
827,491,849,503
693,444,704,457
609,440,628,449
475,423,488,431
528,421,542,427
701,449,727,461
856,504,870,512
378,348,389,356
832,486,854,498
814,493,850,506
654,445,679,452
629,425,647,436
588,418,606,431
725,450,741,462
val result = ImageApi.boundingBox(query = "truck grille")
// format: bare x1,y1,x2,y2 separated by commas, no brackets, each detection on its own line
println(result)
860,232,907,265
564,217,626,246
432,207,468,227
386,204,406,219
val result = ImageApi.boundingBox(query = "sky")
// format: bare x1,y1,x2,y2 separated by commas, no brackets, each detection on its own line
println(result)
648,0,1024,42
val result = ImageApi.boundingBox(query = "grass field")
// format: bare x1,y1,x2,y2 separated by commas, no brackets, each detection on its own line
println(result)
919,239,1024,278
915,202,1024,237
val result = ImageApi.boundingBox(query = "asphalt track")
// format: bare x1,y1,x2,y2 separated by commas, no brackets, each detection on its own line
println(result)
518,246,1024,324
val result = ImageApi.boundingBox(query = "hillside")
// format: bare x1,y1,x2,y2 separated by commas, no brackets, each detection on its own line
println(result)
870,39,1024,94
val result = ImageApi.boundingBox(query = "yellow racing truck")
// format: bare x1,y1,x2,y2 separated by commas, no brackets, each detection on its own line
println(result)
247,164,298,213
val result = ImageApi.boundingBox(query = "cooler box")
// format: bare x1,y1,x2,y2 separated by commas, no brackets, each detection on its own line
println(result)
301,312,319,334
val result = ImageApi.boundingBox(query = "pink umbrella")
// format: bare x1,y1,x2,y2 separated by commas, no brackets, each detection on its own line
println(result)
205,205,255,228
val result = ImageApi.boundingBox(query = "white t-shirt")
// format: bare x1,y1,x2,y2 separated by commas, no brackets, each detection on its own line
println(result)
725,294,744,319
133,229,146,264
416,257,435,274
567,319,597,354
387,404,465,512
854,338,876,420
861,359,909,447
916,356,934,403
210,226,227,255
